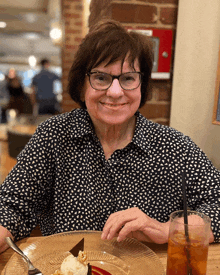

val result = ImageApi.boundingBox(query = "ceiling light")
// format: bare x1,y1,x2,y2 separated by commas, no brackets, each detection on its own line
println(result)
0,22,7,28
0,73,5,81
23,33,40,40
50,27,62,40
23,13,38,23
28,55,37,68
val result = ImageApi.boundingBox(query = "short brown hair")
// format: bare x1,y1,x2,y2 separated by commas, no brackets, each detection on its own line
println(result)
68,19,154,108
40,58,50,67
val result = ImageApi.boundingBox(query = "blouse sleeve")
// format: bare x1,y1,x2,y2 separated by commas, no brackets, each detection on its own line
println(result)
0,122,55,241
183,135,220,242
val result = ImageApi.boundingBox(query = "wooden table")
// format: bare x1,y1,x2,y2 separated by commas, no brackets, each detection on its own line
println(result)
0,114,51,142
0,124,7,141
0,141,17,184
0,237,219,274
0,124,36,142
0,116,51,184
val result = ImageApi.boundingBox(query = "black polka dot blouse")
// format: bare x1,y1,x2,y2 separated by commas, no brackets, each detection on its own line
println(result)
0,109,219,242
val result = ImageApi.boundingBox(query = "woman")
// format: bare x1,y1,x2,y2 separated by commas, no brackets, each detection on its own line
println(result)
5,68,32,115
0,20,219,253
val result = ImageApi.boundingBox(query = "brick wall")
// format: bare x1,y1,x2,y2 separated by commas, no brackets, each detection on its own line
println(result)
61,0,179,125
61,0,84,112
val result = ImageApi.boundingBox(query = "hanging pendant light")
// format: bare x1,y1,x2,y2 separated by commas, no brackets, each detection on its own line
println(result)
28,55,37,67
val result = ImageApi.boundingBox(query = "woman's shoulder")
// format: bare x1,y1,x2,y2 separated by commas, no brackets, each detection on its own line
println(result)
40,108,85,123
35,109,88,136
137,112,192,144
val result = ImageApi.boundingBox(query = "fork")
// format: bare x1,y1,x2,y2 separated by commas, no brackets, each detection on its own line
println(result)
5,237,43,275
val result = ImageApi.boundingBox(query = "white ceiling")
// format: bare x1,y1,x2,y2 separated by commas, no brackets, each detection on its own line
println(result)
0,0,61,66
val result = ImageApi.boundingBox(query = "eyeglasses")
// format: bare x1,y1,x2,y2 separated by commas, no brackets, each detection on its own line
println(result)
86,71,143,91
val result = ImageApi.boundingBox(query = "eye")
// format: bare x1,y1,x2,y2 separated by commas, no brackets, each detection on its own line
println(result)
93,73,109,82
125,76,135,81
121,73,136,82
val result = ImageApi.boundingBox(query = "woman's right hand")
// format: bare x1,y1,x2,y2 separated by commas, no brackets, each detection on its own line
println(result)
101,207,170,243
0,225,13,253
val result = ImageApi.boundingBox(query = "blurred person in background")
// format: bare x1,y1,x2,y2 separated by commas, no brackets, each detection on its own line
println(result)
0,75,10,123
4,68,32,118
31,58,61,115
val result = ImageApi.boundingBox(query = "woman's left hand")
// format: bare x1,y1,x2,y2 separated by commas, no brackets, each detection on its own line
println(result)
101,207,170,244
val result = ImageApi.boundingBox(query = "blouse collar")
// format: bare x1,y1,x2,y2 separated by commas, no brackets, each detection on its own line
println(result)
68,109,153,153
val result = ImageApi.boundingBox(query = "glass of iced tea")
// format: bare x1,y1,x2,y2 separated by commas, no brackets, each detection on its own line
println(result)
166,210,211,275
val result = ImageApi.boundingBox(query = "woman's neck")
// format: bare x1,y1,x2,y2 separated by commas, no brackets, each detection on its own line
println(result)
93,116,136,159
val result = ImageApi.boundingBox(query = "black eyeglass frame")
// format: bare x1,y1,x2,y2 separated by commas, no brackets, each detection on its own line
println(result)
86,71,144,91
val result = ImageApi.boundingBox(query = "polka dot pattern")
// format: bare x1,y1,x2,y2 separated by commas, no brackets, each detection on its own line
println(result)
0,109,219,242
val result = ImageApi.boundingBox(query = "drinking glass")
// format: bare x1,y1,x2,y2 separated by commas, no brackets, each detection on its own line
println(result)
166,210,211,275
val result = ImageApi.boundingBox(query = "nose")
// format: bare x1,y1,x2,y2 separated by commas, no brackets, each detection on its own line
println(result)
106,79,124,98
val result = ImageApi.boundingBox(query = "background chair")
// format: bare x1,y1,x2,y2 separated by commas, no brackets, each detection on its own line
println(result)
7,130,32,159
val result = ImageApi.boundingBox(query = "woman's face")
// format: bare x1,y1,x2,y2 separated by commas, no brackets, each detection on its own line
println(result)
82,58,141,127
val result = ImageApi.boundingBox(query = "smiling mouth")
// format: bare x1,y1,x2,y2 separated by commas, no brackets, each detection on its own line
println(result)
101,103,127,107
